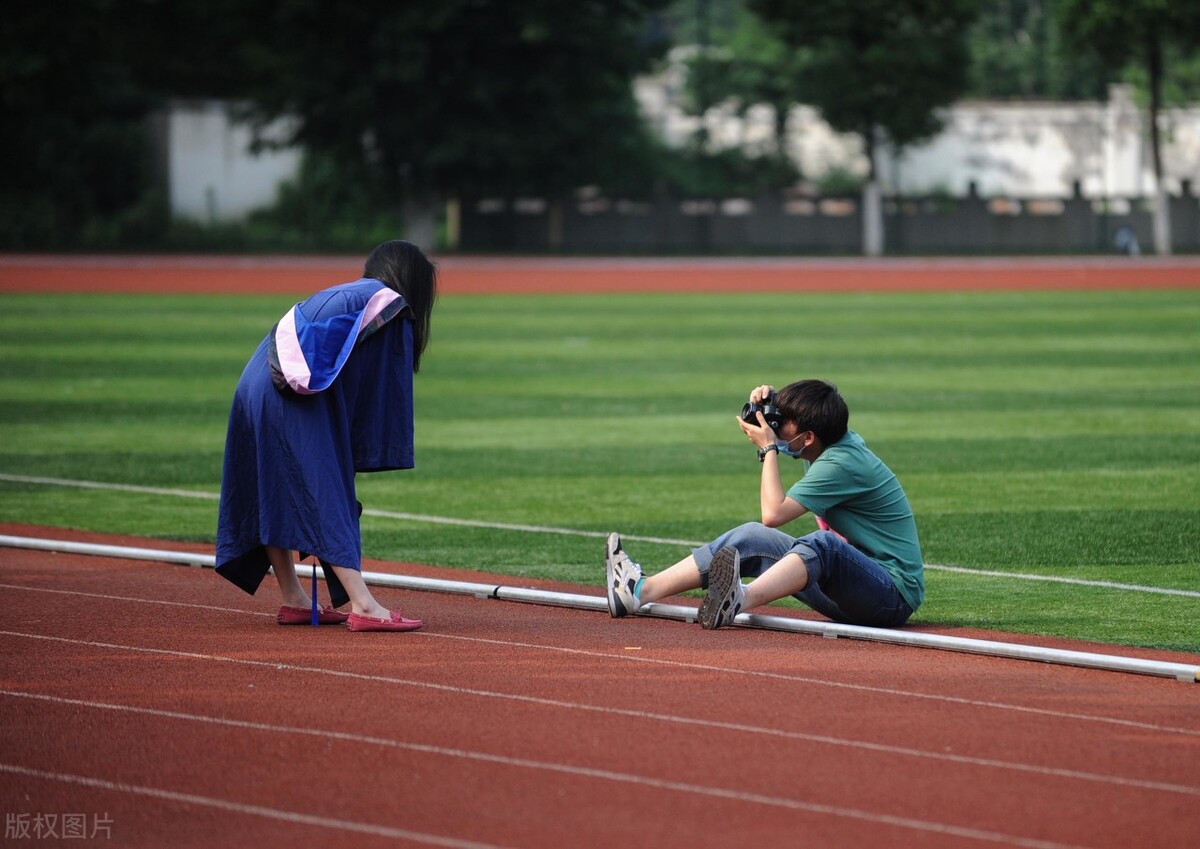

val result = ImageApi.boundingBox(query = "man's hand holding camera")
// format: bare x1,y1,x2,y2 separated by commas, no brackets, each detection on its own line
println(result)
736,384,808,526
738,384,778,446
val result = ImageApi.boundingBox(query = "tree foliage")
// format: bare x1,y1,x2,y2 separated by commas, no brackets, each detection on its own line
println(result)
216,0,671,201
966,0,1108,100
683,7,810,152
1,0,673,247
12,0,1200,252
1055,0,1200,254
1,1,161,246
1056,0,1200,110
748,0,980,170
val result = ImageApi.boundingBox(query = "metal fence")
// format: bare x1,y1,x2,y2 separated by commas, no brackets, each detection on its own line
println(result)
460,183,1200,254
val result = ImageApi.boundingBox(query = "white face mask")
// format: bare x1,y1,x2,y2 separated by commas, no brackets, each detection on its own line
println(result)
776,432,807,459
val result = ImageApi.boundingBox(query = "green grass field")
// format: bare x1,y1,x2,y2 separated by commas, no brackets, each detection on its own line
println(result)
1,287,1198,652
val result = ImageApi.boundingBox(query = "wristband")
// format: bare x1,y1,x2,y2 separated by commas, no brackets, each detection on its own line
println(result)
757,444,779,463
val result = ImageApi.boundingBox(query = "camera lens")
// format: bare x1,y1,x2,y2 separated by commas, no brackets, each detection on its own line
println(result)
741,394,782,434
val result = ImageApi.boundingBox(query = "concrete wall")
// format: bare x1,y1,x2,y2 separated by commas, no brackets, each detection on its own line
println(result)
161,100,301,223
635,55,1200,200
880,87,1191,199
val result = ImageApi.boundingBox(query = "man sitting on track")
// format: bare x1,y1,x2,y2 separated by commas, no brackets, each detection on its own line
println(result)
605,379,924,630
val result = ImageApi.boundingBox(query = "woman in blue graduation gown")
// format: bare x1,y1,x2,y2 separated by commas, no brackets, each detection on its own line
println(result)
216,241,437,632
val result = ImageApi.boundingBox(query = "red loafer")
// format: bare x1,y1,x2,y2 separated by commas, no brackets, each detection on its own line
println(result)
347,610,423,632
278,605,350,625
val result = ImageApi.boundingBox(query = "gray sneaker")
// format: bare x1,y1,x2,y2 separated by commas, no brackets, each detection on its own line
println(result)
698,546,745,630
605,532,643,618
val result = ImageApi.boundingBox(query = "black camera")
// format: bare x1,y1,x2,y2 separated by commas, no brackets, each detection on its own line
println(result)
741,391,785,434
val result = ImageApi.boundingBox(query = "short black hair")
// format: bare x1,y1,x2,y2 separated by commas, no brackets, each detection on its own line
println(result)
775,379,849,445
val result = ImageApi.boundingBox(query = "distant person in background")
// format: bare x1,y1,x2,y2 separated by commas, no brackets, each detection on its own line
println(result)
216,240,437,632
605,379,923,630
1114,225,1141,257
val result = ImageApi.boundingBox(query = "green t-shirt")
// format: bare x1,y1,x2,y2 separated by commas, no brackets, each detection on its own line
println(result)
785,430,924,611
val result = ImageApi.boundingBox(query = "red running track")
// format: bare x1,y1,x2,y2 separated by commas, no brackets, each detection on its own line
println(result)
3,254,1200,295
1,526,1198,849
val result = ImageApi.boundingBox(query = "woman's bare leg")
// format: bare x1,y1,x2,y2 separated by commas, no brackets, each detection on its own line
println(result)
269,545,409,619
328,565,392,619
266,546,310,608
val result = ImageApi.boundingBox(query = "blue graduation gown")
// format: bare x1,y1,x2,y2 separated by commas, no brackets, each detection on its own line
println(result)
215,278,414,603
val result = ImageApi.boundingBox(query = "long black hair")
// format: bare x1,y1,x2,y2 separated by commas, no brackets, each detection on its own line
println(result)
363,240,437,372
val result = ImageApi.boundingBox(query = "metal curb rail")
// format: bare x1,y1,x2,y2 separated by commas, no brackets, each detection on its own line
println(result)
2,534,1196,683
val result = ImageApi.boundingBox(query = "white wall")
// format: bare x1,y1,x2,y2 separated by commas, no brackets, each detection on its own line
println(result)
163,78,1200,224
165,100,301,222
634,51,1200,199
879,86,1166,198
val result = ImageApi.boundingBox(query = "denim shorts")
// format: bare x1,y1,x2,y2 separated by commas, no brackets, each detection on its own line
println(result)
692,522,914,627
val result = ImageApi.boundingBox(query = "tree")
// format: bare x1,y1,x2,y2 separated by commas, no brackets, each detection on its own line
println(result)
213,0,671,245
1057,0,1200,255
1,1,160,247
0,0,287,248
748,0,979,255
683,7,811,156
966,0,1108,100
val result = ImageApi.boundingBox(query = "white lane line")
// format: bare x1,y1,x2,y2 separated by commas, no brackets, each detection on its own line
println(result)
0,580,1195,738
0,762,504,848
1,632,1195,797
2,581,1197,739
413,632,1200,740
3,472,1197,597
0,474,222,502
0,582,273,617
0,692,1090,849
926,564,1200,598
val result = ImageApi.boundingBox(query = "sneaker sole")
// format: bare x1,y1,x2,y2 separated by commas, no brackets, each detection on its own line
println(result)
698,546,740,630
604,532,630,618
